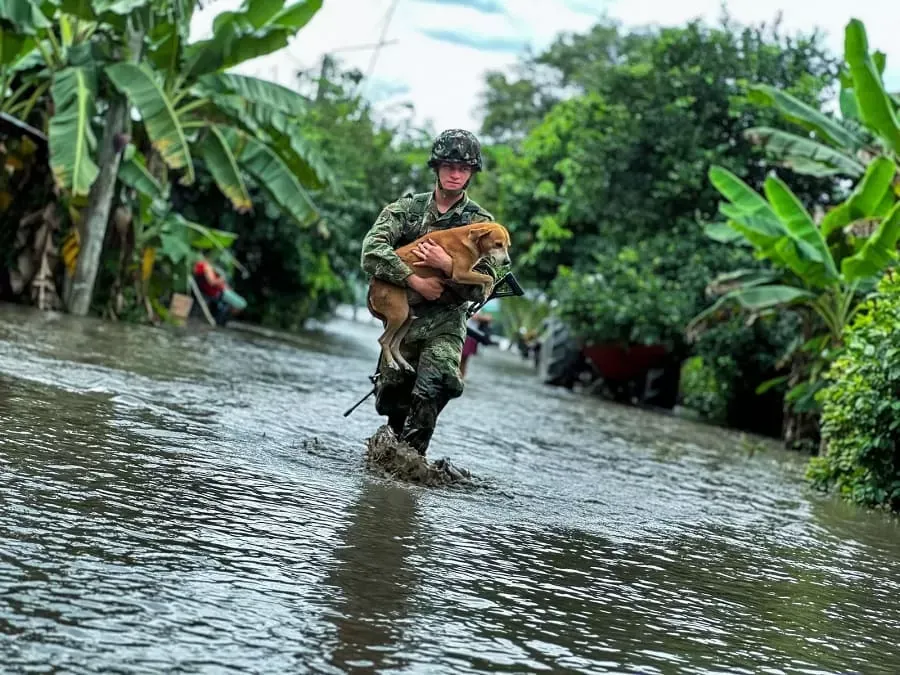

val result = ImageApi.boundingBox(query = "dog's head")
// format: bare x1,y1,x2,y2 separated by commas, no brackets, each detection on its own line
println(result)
469,222,512,267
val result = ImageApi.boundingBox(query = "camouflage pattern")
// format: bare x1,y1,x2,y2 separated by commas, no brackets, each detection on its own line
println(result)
374,327,465,453
361,189,511,454
428,129,483,172
360,190,507,313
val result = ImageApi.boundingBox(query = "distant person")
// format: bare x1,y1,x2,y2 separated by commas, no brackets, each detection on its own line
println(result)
192,256,247,326
460,312,493,379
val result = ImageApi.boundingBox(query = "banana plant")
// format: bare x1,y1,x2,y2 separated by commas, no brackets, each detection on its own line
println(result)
3,0,336,315
105,0,334,228
691,161,900,417
695,18,900,342
741,19,899,181
7,0,331,222
692,162,900,342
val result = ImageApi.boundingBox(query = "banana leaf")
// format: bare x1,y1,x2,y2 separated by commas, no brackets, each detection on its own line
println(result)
748,84,866,151
198,125,251,213
208,91,336,192
106,62,194,185
219,126,318,227
198,73,309,116
841,201,900,280
764,175,838,278
118,145,163,198
821,156,896,237
48,66,99,197
709,166,781,224
844,19,900,154
744,126,864,178
183,0,322,78
0,0,50,34
703,221,750,246
690,282,816,331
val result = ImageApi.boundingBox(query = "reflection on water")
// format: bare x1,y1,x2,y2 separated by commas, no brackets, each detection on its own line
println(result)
323,481,424,672
2,302,900,673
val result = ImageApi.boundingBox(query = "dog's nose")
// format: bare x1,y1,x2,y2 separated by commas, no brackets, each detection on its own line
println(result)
502,256,511,266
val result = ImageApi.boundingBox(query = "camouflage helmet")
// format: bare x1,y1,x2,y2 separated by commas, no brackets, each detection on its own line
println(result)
428,129,483,172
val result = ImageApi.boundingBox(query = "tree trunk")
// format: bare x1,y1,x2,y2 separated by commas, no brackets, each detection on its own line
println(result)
65,103,128,315
66,25,145,316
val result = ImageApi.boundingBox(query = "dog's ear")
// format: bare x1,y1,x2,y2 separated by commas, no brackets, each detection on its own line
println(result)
468,225,493,242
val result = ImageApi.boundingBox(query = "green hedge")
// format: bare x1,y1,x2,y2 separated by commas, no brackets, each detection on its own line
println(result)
808,271,900,510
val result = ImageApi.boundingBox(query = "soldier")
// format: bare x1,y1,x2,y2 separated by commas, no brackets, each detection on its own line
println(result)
360,129,509,455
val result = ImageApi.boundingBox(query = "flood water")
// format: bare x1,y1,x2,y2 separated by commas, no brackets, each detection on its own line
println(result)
2,302,900,674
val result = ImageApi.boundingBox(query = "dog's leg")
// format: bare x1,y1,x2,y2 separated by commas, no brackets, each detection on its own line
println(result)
372,283,410,371
390,315,416,372
378,324,401,370
450,268,494,287
450,268,495,299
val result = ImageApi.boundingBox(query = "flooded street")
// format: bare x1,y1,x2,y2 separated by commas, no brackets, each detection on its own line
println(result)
2,303,900,674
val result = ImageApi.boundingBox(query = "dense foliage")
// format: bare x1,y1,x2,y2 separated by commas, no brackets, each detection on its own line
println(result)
476,14,841,434
695,18,900,451
171,62,424,329
808,272,900,510
479,15,840,288
549,232,751,353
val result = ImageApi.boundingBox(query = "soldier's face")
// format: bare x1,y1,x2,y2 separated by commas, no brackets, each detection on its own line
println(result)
437,162,473,191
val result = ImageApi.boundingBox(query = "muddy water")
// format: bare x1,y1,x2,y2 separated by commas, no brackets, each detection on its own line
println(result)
1,303,900,674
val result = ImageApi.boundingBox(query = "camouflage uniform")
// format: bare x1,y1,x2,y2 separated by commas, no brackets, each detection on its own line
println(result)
361,188,508,454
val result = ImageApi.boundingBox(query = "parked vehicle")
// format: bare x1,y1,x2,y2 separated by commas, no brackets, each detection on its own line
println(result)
535,317,681,409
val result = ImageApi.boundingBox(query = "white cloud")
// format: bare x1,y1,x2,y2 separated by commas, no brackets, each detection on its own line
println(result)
190,0,900,134
190,0,596,132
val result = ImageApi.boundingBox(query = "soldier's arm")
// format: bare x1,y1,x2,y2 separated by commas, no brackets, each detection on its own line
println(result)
443,210,507,302
360,201,414,286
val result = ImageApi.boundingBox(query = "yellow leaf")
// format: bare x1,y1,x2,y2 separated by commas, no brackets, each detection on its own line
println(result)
61,228,80,276
141,246,156,282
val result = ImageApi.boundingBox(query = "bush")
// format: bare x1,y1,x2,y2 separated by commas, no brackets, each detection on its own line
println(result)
688,311,799,437
808,271,900,510
680,355,729,422
549,233,710,353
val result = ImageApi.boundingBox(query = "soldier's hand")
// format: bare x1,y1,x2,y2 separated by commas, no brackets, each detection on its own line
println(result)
407,274,444,301
411,239,452,276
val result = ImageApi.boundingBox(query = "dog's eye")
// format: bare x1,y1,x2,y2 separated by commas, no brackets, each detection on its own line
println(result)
495,242,503,248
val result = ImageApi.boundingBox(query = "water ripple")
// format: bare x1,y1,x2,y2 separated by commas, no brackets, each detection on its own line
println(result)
2,304,900,673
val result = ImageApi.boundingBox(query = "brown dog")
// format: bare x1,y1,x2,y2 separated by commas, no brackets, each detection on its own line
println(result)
368,222,512,372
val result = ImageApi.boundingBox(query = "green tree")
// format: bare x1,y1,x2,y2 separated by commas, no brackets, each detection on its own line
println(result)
480,15,840,287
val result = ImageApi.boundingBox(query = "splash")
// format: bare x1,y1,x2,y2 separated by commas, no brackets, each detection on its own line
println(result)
365,424,476,488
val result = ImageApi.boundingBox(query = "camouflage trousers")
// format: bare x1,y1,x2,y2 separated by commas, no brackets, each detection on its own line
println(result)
374,304,467,455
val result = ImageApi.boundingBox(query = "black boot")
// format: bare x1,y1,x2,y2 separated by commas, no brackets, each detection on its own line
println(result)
400,394,445,456
387,413,406,437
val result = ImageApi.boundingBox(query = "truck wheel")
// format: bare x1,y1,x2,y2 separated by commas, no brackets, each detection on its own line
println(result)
536,317,583,387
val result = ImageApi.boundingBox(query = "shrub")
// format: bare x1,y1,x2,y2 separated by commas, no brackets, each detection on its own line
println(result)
808,271,900,510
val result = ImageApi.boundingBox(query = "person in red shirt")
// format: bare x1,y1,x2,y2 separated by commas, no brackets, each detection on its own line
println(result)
192,257,247,325
193,258,227,297
460,311,493,379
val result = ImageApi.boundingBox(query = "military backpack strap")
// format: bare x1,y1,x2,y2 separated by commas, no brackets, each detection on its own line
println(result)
406,192,430,228
457,201,486,225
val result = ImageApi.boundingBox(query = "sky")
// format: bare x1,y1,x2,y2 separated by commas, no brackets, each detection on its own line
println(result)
190,0,900,134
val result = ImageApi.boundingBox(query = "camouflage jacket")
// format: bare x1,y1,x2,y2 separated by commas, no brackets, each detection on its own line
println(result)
361,190,508,307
